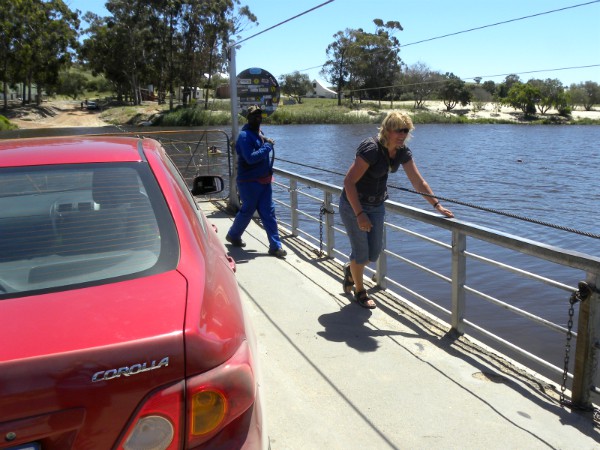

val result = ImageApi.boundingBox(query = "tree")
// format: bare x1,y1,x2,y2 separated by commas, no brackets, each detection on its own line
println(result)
57,69,88,99
528,78,565,114
496,74,521,99
503,82,539,116
401,62,441,109
321,29,358,106
2,0,79,106
321,19,403,106
569,81,600,111
30,0,80,103
0,0,26,110
439,72,471,111
351,19,403,104
482,80,496,96
279,71,312,103
79,12,132,102
199,1,257,110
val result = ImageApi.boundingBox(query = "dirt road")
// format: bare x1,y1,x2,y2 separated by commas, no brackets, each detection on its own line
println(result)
5,100,110,129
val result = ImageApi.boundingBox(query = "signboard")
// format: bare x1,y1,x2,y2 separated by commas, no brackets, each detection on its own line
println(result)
237,67,280,117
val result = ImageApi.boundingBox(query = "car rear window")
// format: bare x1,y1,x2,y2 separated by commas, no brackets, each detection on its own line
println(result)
0,163,179,298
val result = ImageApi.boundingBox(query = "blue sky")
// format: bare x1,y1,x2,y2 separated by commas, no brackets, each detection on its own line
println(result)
67,0,599,86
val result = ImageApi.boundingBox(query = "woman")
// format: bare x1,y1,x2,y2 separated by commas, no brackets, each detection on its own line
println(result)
340,111,454,309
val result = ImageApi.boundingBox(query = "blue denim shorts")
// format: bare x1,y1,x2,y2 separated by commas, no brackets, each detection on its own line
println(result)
339,194,385,265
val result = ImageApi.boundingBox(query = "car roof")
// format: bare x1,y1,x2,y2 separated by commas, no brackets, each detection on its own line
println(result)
0,136,156,167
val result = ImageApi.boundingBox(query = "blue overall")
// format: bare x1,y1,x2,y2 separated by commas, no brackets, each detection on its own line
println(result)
227,124,283,251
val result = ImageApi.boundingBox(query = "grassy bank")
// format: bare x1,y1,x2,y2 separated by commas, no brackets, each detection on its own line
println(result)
151,97,599,127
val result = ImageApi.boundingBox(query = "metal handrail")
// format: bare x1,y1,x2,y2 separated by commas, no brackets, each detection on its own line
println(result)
270,167,600,408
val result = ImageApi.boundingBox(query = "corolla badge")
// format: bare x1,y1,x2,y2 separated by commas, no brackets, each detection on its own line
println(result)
92,357,169,382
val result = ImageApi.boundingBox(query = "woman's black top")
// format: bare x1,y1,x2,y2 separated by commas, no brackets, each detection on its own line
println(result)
348,137,412,206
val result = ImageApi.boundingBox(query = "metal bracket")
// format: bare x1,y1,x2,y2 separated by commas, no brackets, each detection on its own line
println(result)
577,281,598,302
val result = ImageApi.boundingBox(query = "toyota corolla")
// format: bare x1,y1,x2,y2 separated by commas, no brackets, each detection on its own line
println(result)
0,136,266,449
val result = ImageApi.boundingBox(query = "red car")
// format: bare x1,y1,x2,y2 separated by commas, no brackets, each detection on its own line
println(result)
0,136,266,450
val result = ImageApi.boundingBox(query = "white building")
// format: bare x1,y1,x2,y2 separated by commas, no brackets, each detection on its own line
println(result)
307,80,338,99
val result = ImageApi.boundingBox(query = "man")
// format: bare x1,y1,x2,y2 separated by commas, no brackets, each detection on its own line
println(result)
226,105,287,258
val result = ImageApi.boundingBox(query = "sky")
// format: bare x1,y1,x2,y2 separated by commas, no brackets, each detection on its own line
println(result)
66,0,600,87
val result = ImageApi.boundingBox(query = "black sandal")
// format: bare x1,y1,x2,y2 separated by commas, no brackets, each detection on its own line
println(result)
355,290,376,309
342,263,354,294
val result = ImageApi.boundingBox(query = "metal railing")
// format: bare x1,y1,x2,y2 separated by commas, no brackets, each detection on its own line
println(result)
269,167,600,410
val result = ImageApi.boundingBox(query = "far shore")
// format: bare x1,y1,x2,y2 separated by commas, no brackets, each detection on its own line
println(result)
2,98,599,130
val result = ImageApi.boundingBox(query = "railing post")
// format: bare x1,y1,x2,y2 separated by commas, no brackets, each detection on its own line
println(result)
324,191,335,257
227,45,240,210
571,272,600,407
375,223,388,289
290,179,298,236
451,230,466,335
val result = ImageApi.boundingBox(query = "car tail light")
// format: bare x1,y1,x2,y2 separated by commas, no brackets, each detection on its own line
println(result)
186,340,256,448
116,342,256,449
116,381,184,450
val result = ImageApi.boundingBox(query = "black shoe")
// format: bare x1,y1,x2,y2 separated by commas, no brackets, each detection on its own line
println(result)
226,234,246,247
268,248,287,258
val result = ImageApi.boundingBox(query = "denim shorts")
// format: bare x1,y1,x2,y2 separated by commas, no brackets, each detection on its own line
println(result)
339,194,385,265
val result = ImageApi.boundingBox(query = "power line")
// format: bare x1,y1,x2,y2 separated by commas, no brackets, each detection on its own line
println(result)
345,63,600,94
400,0,600,48
232,0,335,48
297,1,600,79
463,64,600,83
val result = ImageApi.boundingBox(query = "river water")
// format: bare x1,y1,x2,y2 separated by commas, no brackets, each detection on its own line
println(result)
4,123,600,382
263,123,599,256
262,123,600,381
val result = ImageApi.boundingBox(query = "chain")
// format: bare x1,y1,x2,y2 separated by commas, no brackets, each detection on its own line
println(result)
560,281,600,424
560,290,578,405
316,203,334,257
593,339,600,423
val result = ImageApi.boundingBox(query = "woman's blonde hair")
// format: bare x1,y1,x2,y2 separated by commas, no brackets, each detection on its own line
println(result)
378,111,414,148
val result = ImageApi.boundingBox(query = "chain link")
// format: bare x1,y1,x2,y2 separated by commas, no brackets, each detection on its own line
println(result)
560,291,577,405
316,204,334,257
560,282,600,424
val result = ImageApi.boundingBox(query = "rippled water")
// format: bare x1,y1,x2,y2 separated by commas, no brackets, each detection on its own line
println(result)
263,123,600,379
265,123,600,256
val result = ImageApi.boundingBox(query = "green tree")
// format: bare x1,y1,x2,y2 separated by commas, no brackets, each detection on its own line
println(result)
528,78,565,114
199,1,256,110
321,29,359,106
401,62,442,109
351,19,403,104
482,80,496,96
0,0,26,110
569,81,600,111
2,0,79,106
503,82,540,116
496,74,521,99
32,0,80,103
79,12,131,101
279,71,312,103
439,72,471,111
56,69,88,99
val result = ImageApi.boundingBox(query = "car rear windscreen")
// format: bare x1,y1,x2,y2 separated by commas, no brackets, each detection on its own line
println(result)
0,163,179,298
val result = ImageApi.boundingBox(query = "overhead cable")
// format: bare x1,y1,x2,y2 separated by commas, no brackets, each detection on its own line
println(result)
400,0,600,48
231,0,335,48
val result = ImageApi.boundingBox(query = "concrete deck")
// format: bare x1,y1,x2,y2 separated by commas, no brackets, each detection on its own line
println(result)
204,200,599,450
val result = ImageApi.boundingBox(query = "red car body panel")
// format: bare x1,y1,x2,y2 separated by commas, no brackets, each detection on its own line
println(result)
0,136,264,449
